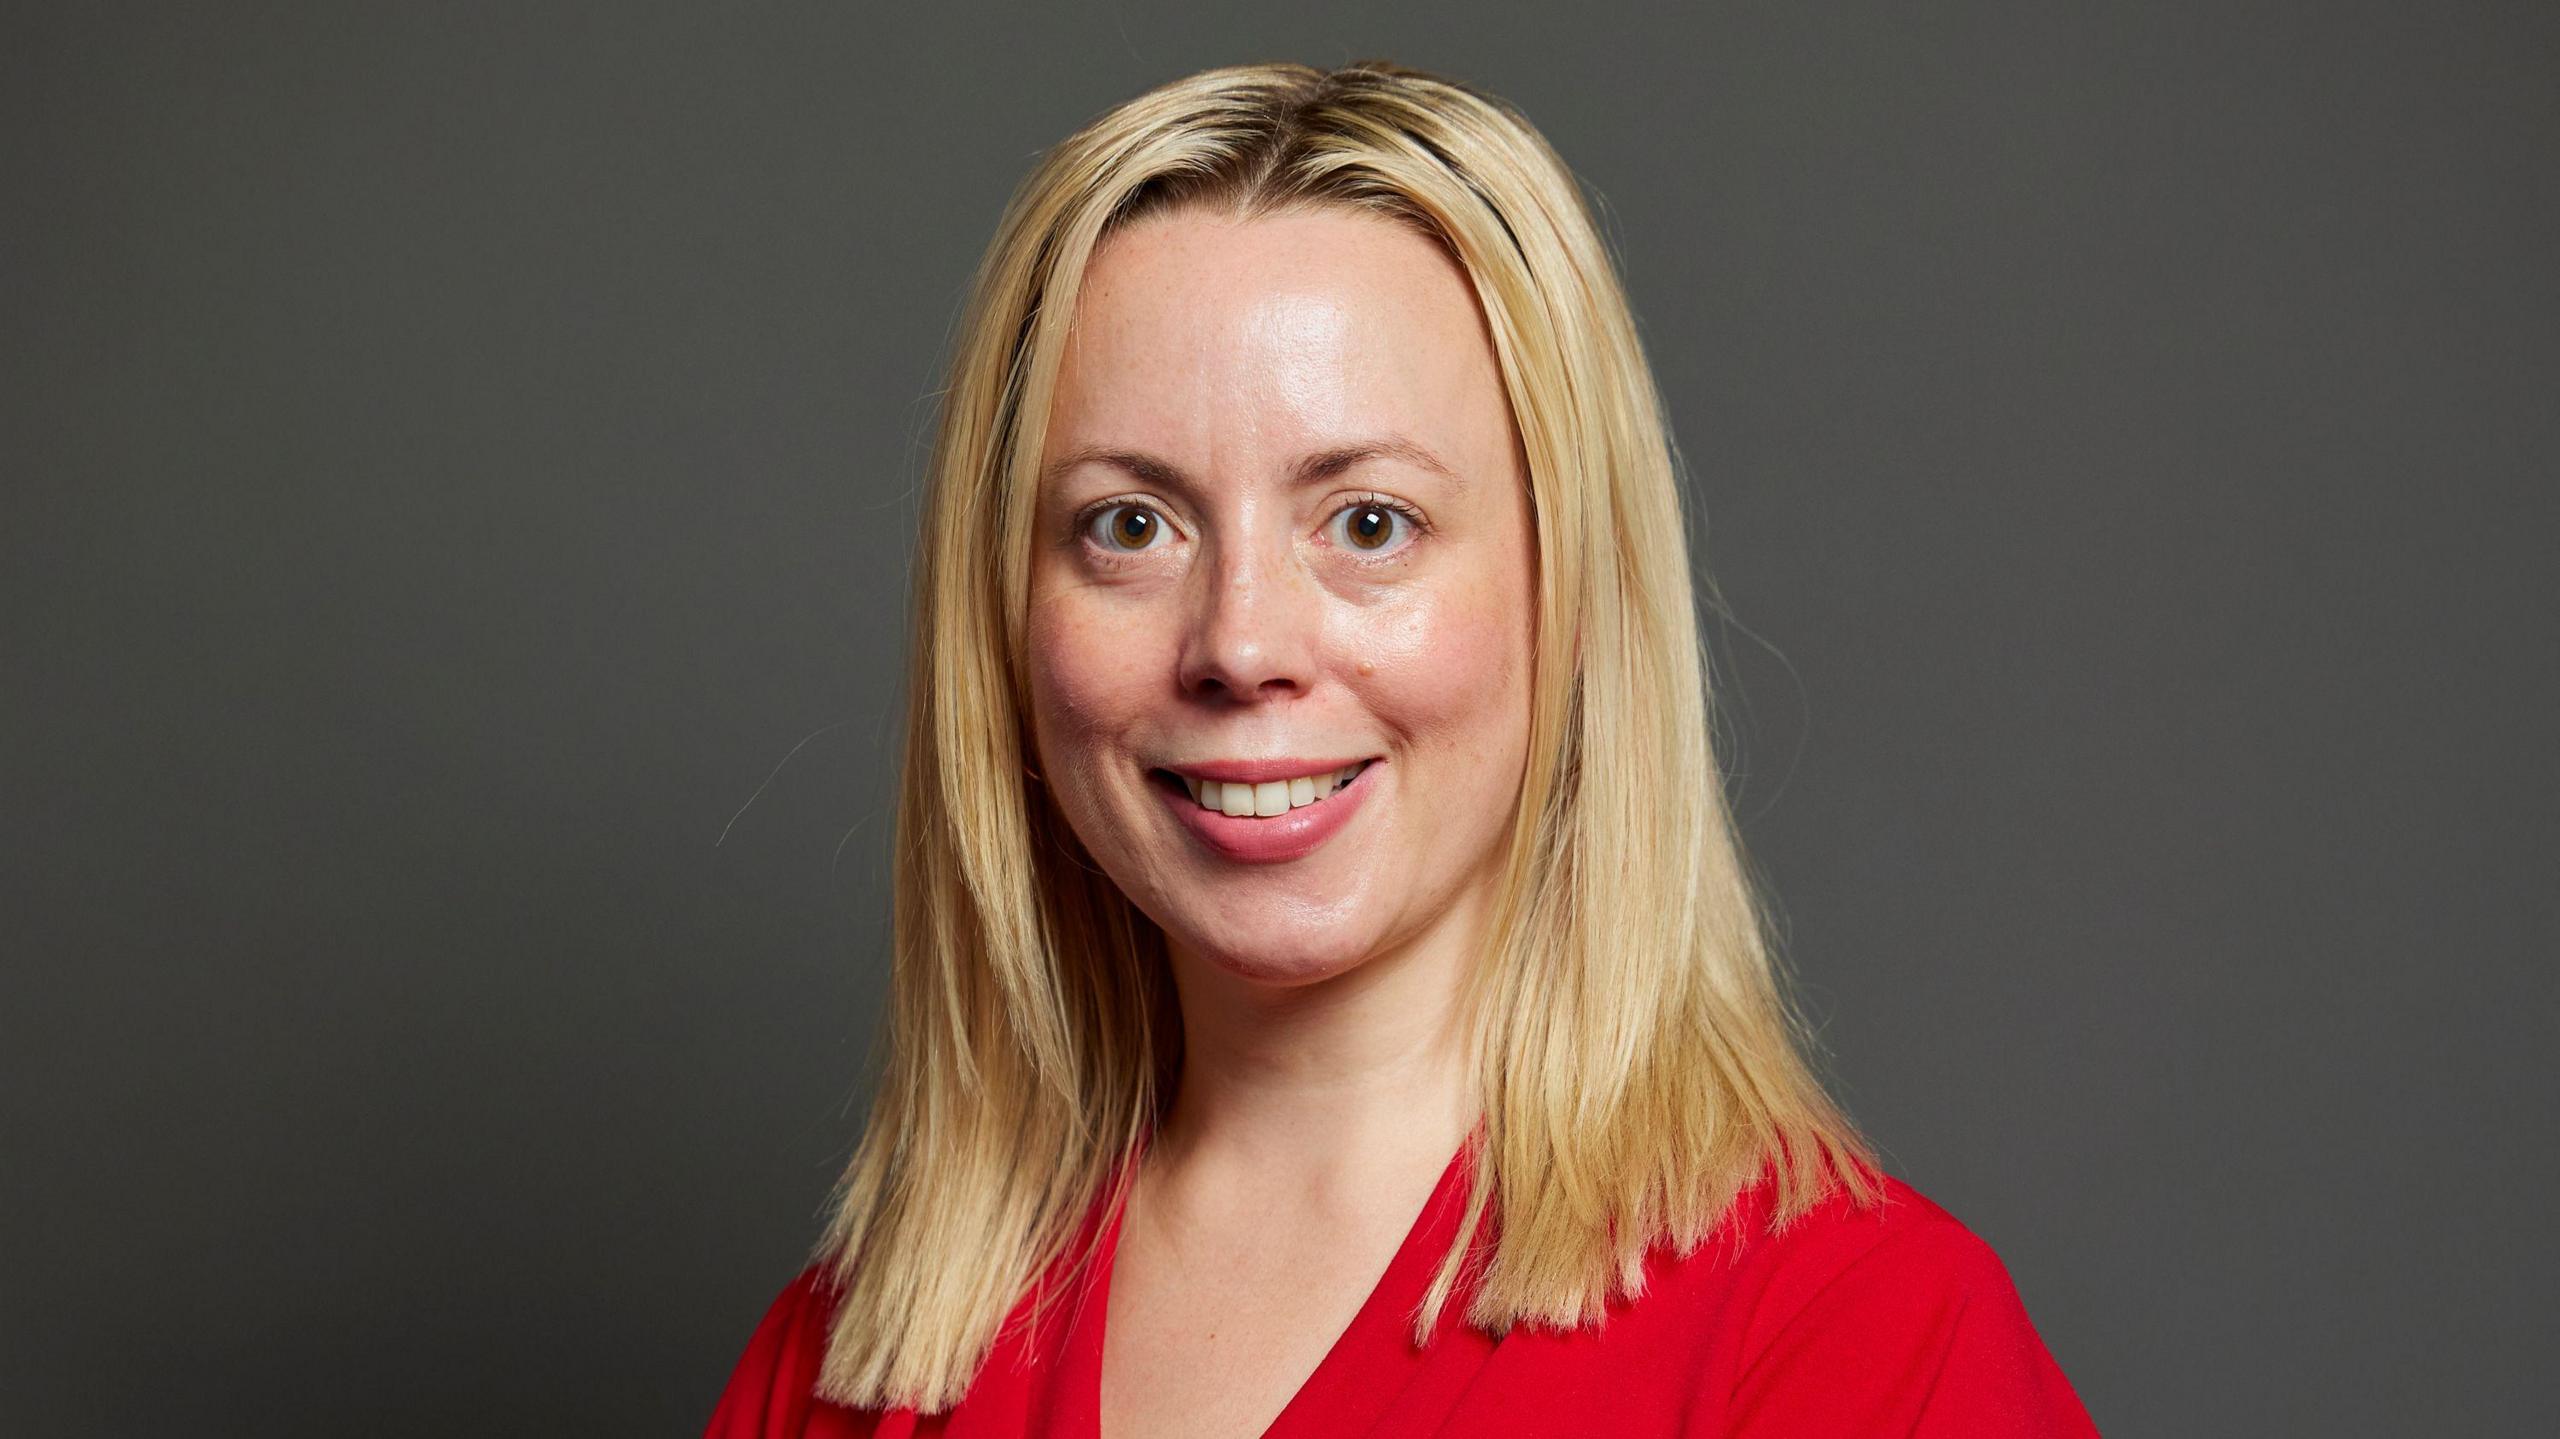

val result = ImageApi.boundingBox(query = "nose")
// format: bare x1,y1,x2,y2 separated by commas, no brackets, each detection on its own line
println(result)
1176,530,1319,704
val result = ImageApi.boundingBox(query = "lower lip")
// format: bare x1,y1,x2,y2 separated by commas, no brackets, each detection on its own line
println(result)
1160,763,1378,864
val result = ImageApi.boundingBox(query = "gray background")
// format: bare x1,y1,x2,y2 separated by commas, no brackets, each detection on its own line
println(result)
4,2,2553,1434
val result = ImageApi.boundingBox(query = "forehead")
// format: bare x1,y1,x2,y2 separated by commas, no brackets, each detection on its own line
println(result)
1045,205,1511,465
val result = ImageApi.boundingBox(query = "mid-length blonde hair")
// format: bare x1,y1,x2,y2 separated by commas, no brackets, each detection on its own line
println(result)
814,59,1878,1410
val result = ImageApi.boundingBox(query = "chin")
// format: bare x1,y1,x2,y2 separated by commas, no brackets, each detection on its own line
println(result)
1159,910,1380,988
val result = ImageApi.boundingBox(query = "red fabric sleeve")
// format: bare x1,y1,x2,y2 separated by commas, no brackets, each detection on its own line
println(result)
1727,1216,2099,1437
705,1268,870,1439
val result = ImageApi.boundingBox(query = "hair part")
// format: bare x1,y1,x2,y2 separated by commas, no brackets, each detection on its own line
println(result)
814,59,1879,1411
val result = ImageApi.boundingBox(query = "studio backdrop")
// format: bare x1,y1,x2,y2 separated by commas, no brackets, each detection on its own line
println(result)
4,3,2553,1434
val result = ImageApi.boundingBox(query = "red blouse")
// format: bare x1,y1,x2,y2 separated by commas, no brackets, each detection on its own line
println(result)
706,1148,2099,1437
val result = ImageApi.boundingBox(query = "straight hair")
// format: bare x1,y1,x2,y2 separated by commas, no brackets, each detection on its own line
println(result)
814,59,1879,1411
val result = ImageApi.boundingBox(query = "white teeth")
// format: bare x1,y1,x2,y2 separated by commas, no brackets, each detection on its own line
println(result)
1178,761,1368,818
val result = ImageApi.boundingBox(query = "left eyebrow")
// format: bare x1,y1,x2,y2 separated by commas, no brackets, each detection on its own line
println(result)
1291,437,1465,488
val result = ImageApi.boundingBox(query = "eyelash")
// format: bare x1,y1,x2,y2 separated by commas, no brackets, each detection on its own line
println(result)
1076,498,1179,562
1325,493,1428,558
1072,493,1431,564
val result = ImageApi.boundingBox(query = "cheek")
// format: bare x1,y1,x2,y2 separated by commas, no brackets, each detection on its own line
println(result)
1026,591,1156,777
1350,564,1535,762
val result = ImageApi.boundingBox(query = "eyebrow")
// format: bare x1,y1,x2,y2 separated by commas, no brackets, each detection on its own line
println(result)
1039,436,1463,494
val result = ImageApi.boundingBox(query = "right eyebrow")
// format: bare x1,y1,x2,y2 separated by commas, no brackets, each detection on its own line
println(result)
1039,446,1189,494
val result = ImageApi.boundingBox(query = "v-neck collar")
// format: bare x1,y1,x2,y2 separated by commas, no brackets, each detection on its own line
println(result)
1051,1137,1495,1439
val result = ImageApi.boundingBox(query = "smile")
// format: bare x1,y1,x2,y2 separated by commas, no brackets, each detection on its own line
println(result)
1167,762,1369,818
1150,759,1380,864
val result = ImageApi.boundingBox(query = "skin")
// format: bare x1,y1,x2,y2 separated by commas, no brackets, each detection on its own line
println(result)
1025,205,1537,1439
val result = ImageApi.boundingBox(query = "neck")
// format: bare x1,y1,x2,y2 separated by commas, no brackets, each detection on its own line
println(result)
1148,893,1488,1207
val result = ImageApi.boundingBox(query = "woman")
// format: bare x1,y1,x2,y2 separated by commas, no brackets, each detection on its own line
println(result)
708,60,2098,1438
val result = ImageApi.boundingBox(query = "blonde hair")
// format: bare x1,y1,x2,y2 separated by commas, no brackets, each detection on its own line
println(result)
814,59,1878,1410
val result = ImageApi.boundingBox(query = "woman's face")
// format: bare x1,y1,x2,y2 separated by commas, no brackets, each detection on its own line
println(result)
1027,205,1536,987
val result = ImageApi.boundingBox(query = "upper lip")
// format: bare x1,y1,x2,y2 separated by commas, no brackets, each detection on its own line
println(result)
1157,756,1375,784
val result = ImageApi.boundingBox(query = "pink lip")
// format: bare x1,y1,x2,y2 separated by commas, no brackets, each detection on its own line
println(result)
1159,761,1378,864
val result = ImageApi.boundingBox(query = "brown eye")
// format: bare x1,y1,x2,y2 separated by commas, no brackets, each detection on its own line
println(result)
1087,502,1170,553
1330,500,1412,554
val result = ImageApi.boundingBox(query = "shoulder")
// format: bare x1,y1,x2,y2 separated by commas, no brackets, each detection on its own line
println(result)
1722,1172,2021,1341
738,1265,843,1361
1662,1170,2100,1435
704,1267,869,1439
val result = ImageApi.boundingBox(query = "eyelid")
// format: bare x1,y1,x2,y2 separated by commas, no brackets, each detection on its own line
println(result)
1068,492,1427,559
1073,495,1185,555
1324,492,1428,557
